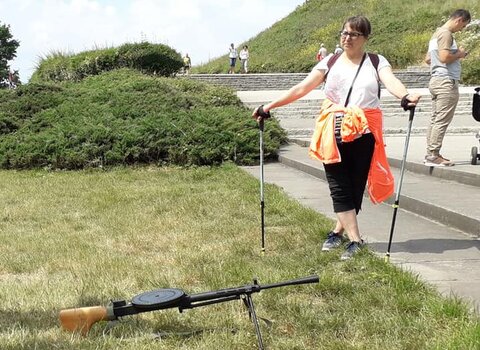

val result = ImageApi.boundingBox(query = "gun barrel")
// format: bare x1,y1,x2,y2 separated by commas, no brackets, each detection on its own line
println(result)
59,305,114,335
186,275,319,305
260,275,319,291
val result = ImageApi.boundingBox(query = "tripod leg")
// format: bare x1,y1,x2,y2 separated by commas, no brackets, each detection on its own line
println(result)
242,295,264,350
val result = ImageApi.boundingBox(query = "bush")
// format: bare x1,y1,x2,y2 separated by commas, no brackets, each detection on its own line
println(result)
31,42,183,83
462,59,480,85
117,42,183,76
0,69,286,169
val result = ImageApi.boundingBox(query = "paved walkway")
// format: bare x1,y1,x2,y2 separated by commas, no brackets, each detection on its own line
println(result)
239,87,480,313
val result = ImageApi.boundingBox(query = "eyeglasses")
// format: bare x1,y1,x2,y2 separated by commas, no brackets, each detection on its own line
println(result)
339,30,364,39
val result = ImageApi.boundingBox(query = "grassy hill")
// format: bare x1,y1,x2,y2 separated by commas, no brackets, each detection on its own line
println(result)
195,0,480,83
0,69,286,169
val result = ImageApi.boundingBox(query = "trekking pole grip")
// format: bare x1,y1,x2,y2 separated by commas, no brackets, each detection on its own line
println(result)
259,118,264,131
408,107,415,121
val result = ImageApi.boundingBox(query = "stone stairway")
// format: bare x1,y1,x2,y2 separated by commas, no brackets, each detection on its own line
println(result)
243,93,476,138
189,67,430,90
189,69,476,138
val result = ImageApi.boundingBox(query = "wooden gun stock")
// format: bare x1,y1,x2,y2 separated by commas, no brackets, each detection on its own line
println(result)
59,306,113,335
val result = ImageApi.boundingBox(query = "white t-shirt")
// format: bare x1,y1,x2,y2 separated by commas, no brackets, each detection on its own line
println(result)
427,27,461,80
240,49,249,60
313,53,390,108
229,48,238,58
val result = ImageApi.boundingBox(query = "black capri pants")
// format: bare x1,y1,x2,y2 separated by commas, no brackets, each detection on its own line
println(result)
323,133,375,214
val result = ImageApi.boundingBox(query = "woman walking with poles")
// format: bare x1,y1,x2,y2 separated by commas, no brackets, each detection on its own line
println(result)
253,15,420,260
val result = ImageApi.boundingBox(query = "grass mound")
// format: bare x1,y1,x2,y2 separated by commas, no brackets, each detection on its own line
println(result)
30,42,184,83
0,69,286,169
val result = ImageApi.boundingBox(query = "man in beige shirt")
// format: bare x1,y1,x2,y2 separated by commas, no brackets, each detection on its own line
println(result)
424,9,470,166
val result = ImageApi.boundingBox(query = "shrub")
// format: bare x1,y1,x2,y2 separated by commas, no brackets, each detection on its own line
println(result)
462,59,480,85
117,42,183,76
31,42,183,83
0,69,286,169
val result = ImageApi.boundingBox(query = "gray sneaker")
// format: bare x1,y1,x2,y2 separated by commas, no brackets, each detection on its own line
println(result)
340,240,365,260
322,231,346,251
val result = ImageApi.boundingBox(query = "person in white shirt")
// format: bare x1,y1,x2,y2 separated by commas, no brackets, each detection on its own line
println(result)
253,16,420,260
334,44,343,55
239,45,250,73
317,43,328,61
228,43,238,74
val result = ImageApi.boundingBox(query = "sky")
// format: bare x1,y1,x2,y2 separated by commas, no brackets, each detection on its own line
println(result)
0,0,306,82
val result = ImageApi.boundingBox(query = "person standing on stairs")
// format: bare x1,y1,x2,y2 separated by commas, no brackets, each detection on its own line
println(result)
252,15,420,260
240,45,250,73
228,43,238,74
424,9,471,167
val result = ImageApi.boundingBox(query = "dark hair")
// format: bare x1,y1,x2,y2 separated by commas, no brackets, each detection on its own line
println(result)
450,9,471,22
343,16,371,37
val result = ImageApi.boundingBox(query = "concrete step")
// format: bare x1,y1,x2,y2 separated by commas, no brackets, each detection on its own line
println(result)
243,95,475,134
277,114,479,138
244,90,478,137
275,143,480,237
290,136,480,188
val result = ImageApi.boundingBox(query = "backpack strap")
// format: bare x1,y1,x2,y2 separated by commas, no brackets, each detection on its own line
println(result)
368,53,381,98
367,53,379,71
326,53,342,72
325,52,381,98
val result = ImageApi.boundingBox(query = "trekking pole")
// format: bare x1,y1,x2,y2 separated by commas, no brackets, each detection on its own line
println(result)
259,118,266,254
385,107,415,262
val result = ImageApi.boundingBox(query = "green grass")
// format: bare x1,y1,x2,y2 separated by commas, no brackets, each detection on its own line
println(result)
0,165,478,349
194,0,480,83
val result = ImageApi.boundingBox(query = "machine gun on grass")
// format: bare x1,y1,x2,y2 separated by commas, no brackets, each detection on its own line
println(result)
59,275,318,349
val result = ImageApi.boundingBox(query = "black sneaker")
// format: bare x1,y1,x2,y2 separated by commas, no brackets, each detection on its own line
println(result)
340,240,365,260
322,231,346,251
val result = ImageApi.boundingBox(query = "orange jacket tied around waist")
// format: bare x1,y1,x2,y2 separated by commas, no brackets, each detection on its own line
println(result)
309,99,394,204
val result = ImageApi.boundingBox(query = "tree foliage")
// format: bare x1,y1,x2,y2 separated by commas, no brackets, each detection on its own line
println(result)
0,22,20,87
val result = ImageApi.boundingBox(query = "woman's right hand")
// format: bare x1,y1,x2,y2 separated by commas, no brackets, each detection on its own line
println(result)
252,105,271,122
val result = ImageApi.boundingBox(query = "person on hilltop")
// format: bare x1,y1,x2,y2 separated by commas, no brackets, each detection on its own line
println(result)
183,53,191,75
316,43,328,61
334,44,343,55
228,43,238,74
239,45,250,73
424,9,471,167
252,15,420,260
